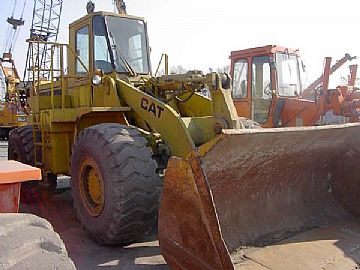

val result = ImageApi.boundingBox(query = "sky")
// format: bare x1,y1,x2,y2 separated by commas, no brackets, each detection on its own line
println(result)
0,0,359,87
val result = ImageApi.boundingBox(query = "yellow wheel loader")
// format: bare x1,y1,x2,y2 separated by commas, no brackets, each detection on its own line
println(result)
8,10,360,270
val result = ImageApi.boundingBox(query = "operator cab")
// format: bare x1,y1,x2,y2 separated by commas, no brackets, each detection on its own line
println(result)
230,45,304,125
68,11,151,78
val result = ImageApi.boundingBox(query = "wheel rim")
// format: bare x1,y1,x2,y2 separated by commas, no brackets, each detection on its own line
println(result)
79,157,105,217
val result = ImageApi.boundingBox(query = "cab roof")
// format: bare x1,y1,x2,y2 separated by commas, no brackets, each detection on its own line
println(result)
69,11,146,29
230,45,299,60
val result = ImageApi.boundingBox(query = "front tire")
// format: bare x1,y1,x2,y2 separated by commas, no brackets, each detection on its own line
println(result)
71,123,161,245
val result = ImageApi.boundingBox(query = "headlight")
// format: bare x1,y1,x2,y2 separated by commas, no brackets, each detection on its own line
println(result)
92,75,102,86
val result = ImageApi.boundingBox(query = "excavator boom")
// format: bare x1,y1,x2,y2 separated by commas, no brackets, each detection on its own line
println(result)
302,53,356,98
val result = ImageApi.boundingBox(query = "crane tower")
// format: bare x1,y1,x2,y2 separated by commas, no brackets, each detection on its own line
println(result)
24,0,64,83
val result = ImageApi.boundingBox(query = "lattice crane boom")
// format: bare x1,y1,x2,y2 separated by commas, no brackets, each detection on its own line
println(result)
24,0,64,82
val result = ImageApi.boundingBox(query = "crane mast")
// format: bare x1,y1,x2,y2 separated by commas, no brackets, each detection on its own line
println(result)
0,0,27,138
1,0,26,59
24,0,64,83
0,0,25,105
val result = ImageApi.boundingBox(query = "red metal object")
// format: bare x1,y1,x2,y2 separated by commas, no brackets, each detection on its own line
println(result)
0,183,21,213
0,160,41,212
348,64,358,87
322,57,331,95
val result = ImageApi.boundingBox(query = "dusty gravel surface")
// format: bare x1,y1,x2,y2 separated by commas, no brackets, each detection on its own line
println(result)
1,140,169,270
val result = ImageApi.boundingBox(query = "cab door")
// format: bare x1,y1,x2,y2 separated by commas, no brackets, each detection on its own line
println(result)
232,58,251,118
251,56,273,124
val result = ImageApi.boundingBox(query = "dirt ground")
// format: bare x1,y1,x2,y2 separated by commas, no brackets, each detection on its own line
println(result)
1,140,169,270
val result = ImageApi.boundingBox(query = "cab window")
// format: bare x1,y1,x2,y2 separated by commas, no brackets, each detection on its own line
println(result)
93,16,112,73
75,26,89,75
232,59,248,98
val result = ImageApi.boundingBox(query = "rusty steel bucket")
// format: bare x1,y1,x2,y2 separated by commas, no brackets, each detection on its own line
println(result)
159,123,360,270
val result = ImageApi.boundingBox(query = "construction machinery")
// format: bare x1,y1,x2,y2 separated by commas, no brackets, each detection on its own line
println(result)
230,45,359,127
0,57,27,139
0,1,28,139
7,5,360,270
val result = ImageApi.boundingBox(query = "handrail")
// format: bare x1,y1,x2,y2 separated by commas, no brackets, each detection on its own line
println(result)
27,40,90,109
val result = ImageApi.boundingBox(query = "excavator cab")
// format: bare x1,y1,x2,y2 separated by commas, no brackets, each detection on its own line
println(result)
230,45,359,127
230,45,304,126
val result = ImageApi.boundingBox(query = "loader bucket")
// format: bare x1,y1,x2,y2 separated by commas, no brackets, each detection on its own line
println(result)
159,123,360,270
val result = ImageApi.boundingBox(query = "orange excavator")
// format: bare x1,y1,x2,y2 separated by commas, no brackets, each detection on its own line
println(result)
229,45,359,127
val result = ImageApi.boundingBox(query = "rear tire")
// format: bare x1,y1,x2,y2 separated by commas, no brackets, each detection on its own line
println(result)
71,123,161,245
8,126,34,165
0,213,76,269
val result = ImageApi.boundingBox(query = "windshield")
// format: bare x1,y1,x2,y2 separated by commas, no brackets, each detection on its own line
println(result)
276,53,302,96
105,16,150,74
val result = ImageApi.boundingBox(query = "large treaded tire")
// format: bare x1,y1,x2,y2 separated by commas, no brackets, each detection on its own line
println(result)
71,123,161,245
0,213,76,270
8,126,34,165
